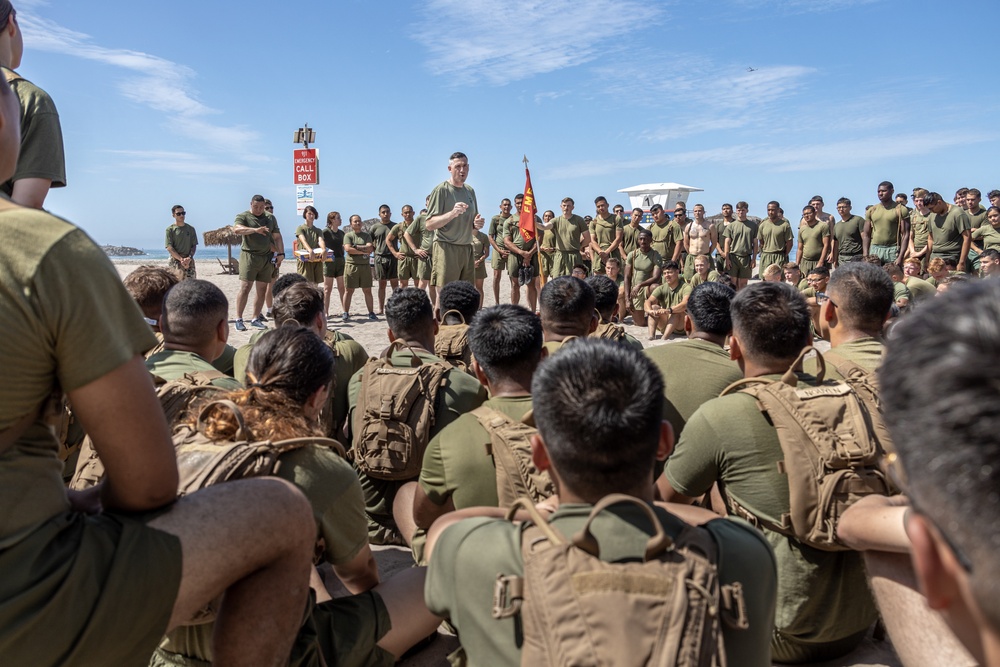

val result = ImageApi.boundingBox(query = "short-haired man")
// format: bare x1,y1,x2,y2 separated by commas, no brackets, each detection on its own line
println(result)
145,280,243,391
989,189,1000,209
390,204,417,288
371,204,401,314
586,274,643,350
663,282,879,662
925,191,971,272
954,187,970,209
424,340,778,667
404,197,436,303
426,152,482,297
400,304,543,546
621,206,645,258
682,203,717,281
538,276,598,354
884,263,913,309
879,280,1000,666
645,282,741,440
537,209,557,281
714,202,736,272
434,279,480,373
623,228,662,326
758,201,794,269
647,203,684,265
589,196,624,274
722,201,757,289
807,195,835,236
123,265,178,355
863,181,910,266
796,204,830,276
347,288,486,544
343,213,377,321
907,188,932,269
644,259,691,341
503,200,539,310
538,197,591,277
805,262,892,380
980,247,1000,277
783,261,808,290
832,197,865,267
232,194,282,331
488,198,513,305
165,205,197,280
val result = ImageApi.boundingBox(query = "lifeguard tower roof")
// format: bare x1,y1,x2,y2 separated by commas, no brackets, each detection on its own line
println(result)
617,183,704,213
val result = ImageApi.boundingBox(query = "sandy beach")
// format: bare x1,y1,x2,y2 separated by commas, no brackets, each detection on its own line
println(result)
113,258,899,667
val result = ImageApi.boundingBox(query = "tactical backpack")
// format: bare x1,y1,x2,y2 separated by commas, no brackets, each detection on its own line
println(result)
822,348,896,455
592,318,627,343
434,310,474,375
351,340,450,480
70,370,229,490
719,346,895,551
470,406,554,508
493,495,748,667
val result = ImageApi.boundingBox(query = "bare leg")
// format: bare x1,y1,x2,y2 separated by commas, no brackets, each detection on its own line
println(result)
236,280,253,320
662,312,684,338
509,278,520,306
864,551,977,667
148,478,315,667
251,281,268,320
323,277,334,316
617,287,628,322
362,288,375,315
391,481,418,548
389,278,399,293
648,312,660,340
475,279,485,309
526,279,537,313
375,567,442,659
344,288,355,314
429,285,437,307
336,277,346,312
265,279,275,312
377,280,388,314
492,268,503,305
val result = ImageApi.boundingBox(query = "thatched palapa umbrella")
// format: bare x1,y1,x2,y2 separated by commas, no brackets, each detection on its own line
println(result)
203,226,240,273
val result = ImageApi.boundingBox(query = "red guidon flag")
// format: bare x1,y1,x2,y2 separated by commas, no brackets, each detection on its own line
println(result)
519,166,537,242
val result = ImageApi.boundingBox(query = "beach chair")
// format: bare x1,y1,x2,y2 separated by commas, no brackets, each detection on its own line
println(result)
217,258,239,275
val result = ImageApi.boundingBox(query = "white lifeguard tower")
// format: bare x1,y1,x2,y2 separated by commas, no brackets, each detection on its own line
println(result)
617,183,704,218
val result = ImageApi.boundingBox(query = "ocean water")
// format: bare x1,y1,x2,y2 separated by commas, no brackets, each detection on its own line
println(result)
106,247,298,262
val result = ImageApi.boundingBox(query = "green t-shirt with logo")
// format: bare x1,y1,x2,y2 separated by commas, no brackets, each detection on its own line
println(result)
164,223,198,258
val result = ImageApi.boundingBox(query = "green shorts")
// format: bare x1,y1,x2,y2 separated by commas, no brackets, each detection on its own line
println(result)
431,241,475,287
799,258,821,277
758,252,788,272
771,626,868,664
726,253,752,279
298,260,324,284
345,262,373,289
474,259,487,280
295,590,395,667
630,285,650,312
373,255,398,281
398,255,418,281
240,250,276,282
324,257,346,279
870,244,899,264
507,250,539,276
0,510,182,666
490,247,506,271
540,251,554,279
550,250,581,277
416,255,433,281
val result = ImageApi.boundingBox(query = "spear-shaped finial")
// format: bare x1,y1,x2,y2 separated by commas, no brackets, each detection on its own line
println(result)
523,155,529,167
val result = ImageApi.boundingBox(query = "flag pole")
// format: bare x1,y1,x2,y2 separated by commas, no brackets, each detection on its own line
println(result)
521,155,546,286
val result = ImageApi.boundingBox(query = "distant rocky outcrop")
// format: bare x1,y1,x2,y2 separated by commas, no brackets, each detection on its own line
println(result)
101,245,147,256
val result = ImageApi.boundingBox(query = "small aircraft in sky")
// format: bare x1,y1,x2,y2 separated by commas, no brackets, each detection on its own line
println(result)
747,67,758,72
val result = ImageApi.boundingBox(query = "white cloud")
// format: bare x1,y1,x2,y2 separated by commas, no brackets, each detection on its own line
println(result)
103,150,253,176
413,0,664,86
726,0,881,13
18,13,258,155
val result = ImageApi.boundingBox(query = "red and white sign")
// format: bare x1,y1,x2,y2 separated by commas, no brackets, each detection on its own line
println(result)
293,148,319,185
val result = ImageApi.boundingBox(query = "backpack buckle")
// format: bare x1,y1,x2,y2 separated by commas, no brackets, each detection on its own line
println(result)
491,574,524,619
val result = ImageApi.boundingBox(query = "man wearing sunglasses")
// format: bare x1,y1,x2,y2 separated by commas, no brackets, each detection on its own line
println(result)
165,205,197,280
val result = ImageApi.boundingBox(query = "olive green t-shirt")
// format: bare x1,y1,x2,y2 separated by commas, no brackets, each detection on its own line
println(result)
797,221,829,260
757,219,793,254
426,503,778,667
621,223,643,257
145,349,243,391
503,216,536,251
164,223,198,258
903,276,936,301
295,223,323,251
665,381,878,645
388,222,414,257
972,222,1000,251
722,219,757,256
928,207,971,256
551,214,588,252
805,337,883,381
489,214,514,246
1,68,66,196
626,248,662,285
909,211,929,253
322,227,345,258
644,338,742,438
892,281,911,303
406,213,435,253
866,203,909,247
650,220,683,259
589,214,622,252
688,270,719,287
419,395,534,510
833,215,865,257
427,181,478,246
472,229,489,264
343,229,373,265
370,221,396,257
649,281,692,309
967,204,988,230
234,210,278,254
0,208,156,546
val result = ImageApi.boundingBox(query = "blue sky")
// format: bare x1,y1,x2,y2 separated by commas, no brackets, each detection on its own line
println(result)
18,0,999,248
